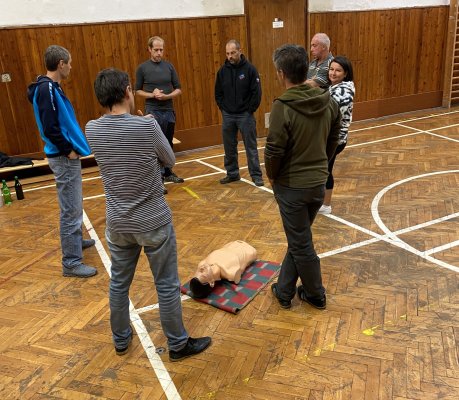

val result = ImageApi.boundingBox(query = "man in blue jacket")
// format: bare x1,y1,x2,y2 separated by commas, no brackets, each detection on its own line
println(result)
215,40,264,186
27,45,97,278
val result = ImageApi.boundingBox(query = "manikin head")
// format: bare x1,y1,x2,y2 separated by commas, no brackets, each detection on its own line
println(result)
189,263,215,298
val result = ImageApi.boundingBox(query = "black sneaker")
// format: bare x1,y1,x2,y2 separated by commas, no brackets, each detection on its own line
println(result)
164,172,184,183
115,334,133,356
271,283,292,309
253,178,264,187
297,285,326,309
169,336,212,362
82,239,95,249
219,175,241,184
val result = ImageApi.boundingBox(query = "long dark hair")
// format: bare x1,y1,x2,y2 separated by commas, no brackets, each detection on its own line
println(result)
330,56,354,82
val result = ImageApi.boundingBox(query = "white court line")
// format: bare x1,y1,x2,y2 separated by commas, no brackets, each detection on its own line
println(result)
395,211,459,235
395,123,459,143
424,240,459,256
175,145,266,164
82,210,182,400
371,170,459,273
350,109,459,132
23,175,102,194
346,131,421,148
348,120,459,149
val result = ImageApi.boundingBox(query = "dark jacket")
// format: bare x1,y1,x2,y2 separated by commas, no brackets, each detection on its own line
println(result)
27,76,90,157
214,55,261,114
264,84,340,188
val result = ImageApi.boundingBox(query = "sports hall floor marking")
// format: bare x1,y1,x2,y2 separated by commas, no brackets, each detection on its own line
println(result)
371,170,459,273
395,122,459,143
350,109,459,132
82,211,182,400
19,108,459,399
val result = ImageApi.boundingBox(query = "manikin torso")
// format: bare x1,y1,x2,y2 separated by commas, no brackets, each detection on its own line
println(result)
195,241,257,287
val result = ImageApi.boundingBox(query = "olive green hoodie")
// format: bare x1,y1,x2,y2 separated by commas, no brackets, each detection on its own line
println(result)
264,84,340,188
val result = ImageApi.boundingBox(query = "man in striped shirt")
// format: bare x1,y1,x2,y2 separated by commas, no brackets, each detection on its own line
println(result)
86,68,211,360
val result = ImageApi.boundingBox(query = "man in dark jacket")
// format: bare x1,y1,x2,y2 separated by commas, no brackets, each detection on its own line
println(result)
265,44,340,310
215,40,264,186
27,45,97,278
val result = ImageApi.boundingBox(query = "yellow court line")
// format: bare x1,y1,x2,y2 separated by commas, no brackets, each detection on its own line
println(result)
182,186,200,199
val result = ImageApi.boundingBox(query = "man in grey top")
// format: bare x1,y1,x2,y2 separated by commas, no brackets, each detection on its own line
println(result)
305,33,333,88
135,36,184,184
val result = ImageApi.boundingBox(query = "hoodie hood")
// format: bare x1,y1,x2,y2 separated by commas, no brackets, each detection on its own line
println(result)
275,84,331,117
27,75,54,103
223,53,248,69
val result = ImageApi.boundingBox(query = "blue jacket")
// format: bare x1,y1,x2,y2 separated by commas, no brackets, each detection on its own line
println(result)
27,76,91,157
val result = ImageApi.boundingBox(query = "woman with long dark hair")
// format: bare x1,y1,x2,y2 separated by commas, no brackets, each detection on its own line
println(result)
319,56,355,214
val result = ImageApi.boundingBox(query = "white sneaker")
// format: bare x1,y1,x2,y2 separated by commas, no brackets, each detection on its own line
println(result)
318,205,332,215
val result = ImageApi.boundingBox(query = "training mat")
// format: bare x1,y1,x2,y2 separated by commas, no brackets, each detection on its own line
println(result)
181,260,280,314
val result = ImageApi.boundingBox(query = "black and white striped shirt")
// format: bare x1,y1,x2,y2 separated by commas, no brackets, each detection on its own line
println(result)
86,113,175,233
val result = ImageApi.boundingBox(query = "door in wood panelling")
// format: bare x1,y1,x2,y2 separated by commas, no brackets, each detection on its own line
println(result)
244,0,307,136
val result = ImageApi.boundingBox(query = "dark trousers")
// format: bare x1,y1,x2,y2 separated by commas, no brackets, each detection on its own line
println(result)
325,142,346,190
273,183,326,301
146,106,176,177
221,111,262,179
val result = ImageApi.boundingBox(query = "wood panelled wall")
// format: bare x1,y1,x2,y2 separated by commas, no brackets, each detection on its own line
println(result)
0,16,246,156
310,6,449,120
0,6,451,156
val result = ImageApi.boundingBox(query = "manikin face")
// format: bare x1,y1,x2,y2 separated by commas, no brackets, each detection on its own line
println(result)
310,36,326,60
328,61,346,85
226,43,241,65
196,263,216,287
149,40,164,62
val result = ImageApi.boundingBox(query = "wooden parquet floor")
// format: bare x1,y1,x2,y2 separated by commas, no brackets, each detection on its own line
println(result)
1,107,459,399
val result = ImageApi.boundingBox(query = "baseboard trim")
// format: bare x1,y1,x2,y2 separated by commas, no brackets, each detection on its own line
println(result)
353,91,443,121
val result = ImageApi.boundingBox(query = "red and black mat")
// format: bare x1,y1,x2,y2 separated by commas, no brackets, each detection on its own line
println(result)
181,260,280,314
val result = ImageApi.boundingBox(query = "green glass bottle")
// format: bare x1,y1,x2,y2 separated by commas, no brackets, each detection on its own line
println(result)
14,176,24,200
2,180,12,205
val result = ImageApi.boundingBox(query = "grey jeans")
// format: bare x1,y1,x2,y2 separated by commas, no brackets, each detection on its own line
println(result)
106,223,188,351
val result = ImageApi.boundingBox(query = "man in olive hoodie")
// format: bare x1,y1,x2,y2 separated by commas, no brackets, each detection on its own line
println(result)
265,44,340,310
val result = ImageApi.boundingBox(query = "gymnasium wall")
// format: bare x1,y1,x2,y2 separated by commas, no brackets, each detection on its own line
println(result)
309,6,449,120
0,0,452,156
